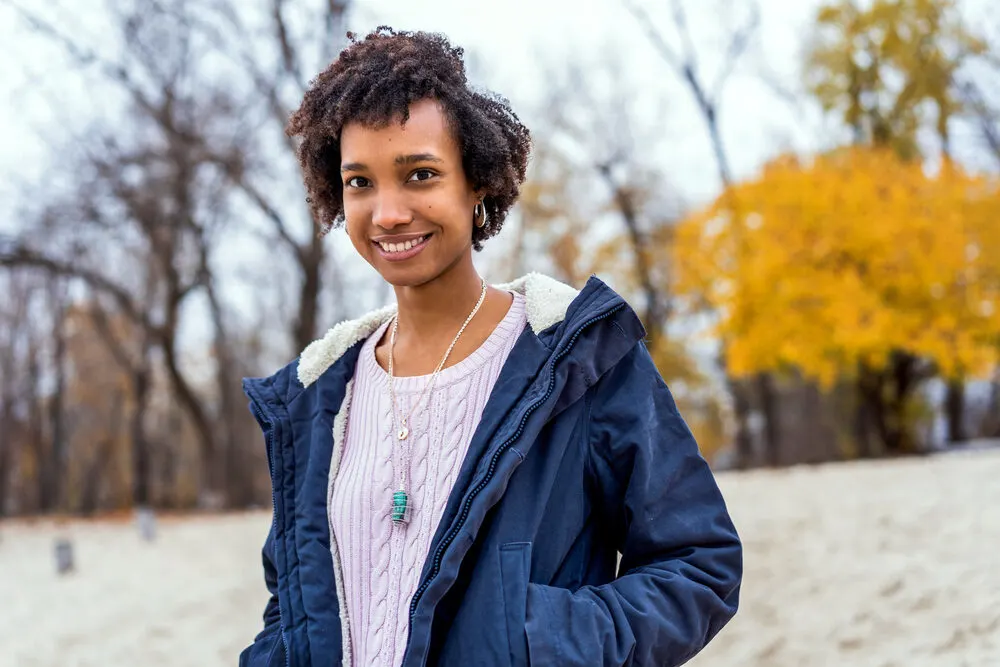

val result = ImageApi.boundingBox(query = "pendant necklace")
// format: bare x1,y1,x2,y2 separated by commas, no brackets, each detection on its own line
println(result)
387,278,488,525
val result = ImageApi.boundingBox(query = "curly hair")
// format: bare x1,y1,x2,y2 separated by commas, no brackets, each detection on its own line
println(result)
286,26,532,251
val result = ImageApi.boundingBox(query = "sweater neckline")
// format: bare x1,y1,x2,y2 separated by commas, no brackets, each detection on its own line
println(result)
360,291,525,393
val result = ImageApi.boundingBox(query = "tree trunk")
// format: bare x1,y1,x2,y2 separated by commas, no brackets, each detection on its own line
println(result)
757,372,781,466
0,397,13,516
28,345,52,512
131,367,152,506
853,399,873,458
987,376,1000,438
42,296,69,512
888,352,918,453
855,365,881,458
597,165,667,351
294,231,325,353
161,336,222,503
205,277,249,508
867,352,921,456
945,378,967,443
729,377,755,469
80,391,123,515
157,404,184,509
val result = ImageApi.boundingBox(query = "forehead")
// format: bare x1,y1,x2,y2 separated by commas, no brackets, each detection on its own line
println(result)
340,98,459,162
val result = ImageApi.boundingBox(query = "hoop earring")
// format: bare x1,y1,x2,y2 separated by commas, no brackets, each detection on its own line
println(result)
474,201,488,228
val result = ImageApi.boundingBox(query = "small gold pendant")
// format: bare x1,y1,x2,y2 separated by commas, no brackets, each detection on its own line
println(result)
397,426,409,440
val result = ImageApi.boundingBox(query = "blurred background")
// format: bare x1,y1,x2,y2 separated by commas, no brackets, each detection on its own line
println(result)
0,0,998,665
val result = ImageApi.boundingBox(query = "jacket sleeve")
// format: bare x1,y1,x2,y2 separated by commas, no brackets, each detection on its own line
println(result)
239,524,286,667
523,343,742,667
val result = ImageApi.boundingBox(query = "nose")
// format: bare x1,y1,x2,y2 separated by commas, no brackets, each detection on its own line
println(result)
372,189,413,230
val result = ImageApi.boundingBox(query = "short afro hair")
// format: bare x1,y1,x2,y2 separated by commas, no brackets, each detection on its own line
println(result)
286,26,532,250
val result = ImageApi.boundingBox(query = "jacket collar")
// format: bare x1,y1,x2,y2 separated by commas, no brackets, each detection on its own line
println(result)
297,272,580,388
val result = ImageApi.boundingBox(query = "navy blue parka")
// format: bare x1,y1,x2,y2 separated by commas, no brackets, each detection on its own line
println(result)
240,273,741,667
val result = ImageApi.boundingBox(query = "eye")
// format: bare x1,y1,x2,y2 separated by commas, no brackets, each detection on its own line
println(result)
408,169,437,183
345,176,370,189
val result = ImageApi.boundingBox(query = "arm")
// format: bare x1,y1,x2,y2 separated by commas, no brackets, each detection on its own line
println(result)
239,524,286,667
524,343,742,666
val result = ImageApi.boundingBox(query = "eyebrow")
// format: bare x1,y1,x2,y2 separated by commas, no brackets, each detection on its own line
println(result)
341,153,444,172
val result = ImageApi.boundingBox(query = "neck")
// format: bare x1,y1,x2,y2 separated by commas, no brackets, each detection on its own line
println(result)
392,255,484,342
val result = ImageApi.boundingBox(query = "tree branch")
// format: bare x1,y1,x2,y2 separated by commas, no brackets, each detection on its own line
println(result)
958,78,1000,169
226,170,306,262
3,1,160,117
0,240,161,339
271,0,306,91
670,0,700,75
623,0,682,71
710,2,760,103
322,0,350,63
86,295,141,375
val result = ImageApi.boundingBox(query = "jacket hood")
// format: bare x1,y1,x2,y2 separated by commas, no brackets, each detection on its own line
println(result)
297,272,581,388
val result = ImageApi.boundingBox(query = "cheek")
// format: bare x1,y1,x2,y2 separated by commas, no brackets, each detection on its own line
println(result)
343,203,370,252
348,229,369,257
430,189,474,230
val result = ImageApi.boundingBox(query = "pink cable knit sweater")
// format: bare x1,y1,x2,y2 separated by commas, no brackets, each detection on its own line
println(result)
329,292,526,667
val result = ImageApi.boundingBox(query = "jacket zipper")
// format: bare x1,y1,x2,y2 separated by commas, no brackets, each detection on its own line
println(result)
402,302,626,662
250,399,291,667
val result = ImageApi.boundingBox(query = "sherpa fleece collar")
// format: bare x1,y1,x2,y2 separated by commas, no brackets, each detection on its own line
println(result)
296,272,579,388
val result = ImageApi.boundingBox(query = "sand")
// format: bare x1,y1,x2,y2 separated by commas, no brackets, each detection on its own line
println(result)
3,448,998,666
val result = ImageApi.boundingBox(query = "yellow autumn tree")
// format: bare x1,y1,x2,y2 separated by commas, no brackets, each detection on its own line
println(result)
671,0,996,455
674,147,1000,451
806,0,986,159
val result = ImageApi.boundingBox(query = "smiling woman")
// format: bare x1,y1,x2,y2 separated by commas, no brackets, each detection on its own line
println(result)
239,26,741,667
339,98,484,285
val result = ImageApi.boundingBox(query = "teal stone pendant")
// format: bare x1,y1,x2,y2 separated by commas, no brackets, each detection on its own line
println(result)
391,490,410,525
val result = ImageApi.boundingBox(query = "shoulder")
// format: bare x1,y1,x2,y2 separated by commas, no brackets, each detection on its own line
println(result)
297,304,396,388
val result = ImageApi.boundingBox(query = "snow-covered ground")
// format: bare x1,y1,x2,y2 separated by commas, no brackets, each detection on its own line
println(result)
3,448,998,666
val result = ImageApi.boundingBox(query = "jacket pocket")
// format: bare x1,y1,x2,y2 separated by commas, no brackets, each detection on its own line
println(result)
499,542,532,666
239,626,285,667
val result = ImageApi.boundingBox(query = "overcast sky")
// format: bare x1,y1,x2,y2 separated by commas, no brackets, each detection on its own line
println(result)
0,0,995,370
2,0,996,214
0,0,830,217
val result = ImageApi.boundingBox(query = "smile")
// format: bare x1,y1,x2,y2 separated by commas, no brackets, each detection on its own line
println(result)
372,234,431,261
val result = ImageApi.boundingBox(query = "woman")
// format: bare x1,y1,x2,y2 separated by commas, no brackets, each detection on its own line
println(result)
240,27,741,667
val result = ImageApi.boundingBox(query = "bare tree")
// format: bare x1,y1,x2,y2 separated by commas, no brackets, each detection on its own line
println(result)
37,277,70,512
0,271,37,515
625,0,778,467
956,76,1000,168
197,0,352,350
535,59,677,350
83,295,156,507
2,0,357,508
0,267,72,513
3,0,238,500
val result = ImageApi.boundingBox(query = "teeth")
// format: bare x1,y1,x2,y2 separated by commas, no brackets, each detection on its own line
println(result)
379,236,425,253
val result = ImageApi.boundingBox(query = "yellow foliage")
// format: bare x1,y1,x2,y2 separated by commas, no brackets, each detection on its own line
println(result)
674,147,1000,387
806,0,986,157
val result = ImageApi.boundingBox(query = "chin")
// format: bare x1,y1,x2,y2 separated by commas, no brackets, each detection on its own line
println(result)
380,255,473,291
375,260,441,289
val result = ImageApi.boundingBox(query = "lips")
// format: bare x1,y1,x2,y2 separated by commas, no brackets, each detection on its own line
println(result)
372,233,432,262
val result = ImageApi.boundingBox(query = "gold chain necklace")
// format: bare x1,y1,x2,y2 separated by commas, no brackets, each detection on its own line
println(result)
387,277,488,524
